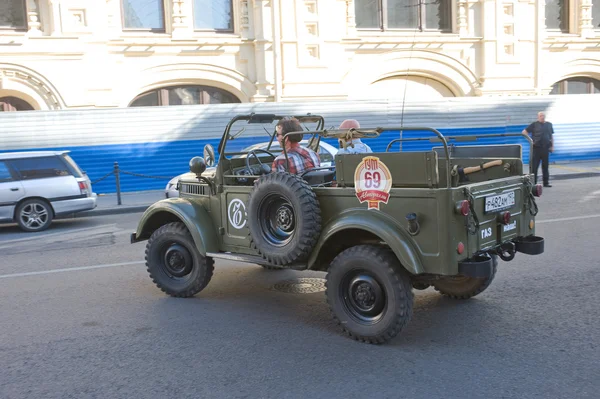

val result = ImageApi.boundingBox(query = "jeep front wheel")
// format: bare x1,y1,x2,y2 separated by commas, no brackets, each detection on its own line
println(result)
145,222,214,298
326,245,414,344
433,254,498,299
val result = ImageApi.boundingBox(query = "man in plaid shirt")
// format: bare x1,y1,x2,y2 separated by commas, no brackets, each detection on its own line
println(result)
271,117,321,174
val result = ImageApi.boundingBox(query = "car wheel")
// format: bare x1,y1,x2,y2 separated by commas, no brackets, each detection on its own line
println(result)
145,222,214,298
326,245,414,344
16,199,54,232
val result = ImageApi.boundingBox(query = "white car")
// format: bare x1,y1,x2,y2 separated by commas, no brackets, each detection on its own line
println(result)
165,140,338,198
0,151,97,232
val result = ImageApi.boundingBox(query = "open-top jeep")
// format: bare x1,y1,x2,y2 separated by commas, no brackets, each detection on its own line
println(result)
131,113,545,344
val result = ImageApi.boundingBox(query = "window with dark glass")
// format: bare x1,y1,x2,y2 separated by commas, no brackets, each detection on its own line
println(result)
193,0,233,31
550,77,600,94
9,157,72,180
0,97,34,111
355,0,451,31
592,0,600,29
545,0,569,32
0,0,27,29
129,85,241,107
0,162,13,182
121,0,165,30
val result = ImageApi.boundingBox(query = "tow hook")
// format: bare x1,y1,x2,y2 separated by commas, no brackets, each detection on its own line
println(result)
496,241,516,261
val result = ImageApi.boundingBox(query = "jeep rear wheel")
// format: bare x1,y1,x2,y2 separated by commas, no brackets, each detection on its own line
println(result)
433,254,498,299
145,222,214,298
326,245,414,344
248,172,321,266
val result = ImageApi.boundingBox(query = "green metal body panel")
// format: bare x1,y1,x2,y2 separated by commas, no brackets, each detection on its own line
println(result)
134,197,220,255
132,117,542,278
306,207,426,274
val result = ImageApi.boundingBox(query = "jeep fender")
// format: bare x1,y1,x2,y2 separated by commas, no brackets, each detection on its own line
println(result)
307,209,425,275
133,198,219,255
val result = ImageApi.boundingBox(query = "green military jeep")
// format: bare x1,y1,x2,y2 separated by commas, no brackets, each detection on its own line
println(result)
131,113,545,344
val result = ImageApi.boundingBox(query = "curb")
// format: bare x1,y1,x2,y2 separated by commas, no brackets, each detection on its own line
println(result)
550,172,600,181
74,205,150,218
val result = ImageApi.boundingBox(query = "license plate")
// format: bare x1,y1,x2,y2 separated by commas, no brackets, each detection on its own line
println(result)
485,191,515,213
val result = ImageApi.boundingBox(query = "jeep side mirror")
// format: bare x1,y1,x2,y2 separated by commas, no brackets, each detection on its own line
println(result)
189,156,207,176
203,144,215,167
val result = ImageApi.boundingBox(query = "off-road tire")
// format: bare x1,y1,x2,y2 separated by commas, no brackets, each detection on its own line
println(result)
145,222,214,298
248,172,321,266
326,245,414,344
15,198,54,232
433,254,498,299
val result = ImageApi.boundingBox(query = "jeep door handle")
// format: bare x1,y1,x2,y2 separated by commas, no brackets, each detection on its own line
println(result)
10,187,19,191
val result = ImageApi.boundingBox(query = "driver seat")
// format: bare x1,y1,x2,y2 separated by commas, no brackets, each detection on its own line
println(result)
301,169,336,186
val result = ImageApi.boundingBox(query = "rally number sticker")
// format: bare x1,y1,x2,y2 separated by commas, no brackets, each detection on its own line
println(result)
354,156,393,210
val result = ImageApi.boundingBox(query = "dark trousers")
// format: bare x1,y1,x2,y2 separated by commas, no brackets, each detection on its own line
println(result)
532,146,550,185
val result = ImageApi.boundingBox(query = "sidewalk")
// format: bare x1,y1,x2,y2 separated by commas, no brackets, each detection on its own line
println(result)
78,160,600,218
540,160,600,180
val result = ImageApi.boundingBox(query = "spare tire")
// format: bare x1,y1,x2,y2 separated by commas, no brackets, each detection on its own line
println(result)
248,172,322,266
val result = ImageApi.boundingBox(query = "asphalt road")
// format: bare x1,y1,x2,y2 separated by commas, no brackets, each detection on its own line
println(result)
1,177,599,399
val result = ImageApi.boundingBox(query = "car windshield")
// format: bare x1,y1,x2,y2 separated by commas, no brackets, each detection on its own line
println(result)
221,115,323,159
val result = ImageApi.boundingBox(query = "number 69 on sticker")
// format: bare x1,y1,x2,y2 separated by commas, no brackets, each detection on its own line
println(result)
363,171,381,189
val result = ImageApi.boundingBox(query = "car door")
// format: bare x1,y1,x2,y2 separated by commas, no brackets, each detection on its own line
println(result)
0,161,24,222
7,156,80,203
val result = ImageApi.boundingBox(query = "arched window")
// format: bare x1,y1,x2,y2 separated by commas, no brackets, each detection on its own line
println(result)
129,85,241,107
0,96,34,111
550,77,600,94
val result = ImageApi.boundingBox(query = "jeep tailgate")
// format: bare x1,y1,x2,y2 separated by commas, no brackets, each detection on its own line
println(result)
463,178,535,253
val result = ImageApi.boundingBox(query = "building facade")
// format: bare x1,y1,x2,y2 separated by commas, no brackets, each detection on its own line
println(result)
1,0,600,111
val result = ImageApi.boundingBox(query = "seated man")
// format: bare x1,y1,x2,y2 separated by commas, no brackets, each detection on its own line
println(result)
336,119,373,155
271,117,321,174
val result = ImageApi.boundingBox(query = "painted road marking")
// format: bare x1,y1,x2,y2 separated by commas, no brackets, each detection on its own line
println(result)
537,214,600,224
0,224,117,246
2,214,600,280
0,261,144,280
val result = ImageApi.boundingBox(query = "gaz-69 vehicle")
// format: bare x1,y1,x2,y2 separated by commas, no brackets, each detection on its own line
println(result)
131,113,545,344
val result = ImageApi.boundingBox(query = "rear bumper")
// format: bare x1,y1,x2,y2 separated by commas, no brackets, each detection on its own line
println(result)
458,254,495,278
459,235,544,278
52,194,97,216
513,235,545,255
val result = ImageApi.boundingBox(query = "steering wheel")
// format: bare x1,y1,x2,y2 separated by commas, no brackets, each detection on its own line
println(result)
246,149,275,175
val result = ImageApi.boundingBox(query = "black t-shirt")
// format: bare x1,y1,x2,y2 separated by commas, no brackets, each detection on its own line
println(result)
526,121,554,147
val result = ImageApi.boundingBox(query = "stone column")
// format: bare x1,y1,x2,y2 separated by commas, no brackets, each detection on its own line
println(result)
251,0,274,101
26,0,42,36
171,0,192,39
457,0,468,36
241,0,251,32
49,0,62,36
345,0,357,37
579,0,594,38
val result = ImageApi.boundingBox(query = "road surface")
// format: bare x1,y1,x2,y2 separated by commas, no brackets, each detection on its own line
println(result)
1,178,599,399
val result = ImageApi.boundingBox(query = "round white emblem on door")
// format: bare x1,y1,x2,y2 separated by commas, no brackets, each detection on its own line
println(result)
228,198,247,229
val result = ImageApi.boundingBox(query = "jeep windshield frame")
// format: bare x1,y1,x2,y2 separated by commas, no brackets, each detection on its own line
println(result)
217,113,325,159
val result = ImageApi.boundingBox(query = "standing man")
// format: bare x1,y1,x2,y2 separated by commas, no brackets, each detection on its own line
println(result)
522,111,554,187
337,119,373,154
